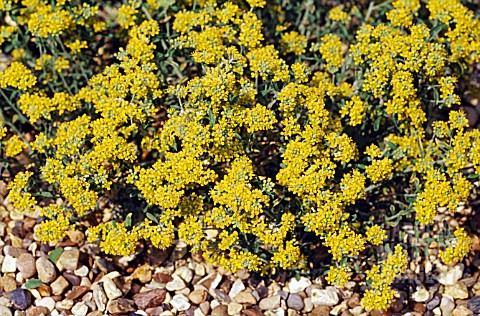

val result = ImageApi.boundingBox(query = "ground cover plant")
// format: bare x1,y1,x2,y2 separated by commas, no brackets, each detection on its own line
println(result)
0,0,479,311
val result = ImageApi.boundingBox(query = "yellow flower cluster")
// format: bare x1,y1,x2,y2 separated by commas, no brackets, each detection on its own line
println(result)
0,62,36,90
4,135,27,157
341,95,367,126
328,5,350,24
439,228,472,265
362,245,408,310
318,34,344,73
326,265,350,287
281,31,307,55
365,158,394,183
365,225,388,246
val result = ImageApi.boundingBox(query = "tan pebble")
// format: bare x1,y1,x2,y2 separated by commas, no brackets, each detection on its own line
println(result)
234,291,256,305
228,302,243,315
36,257,56,283
131,264,152,283
0,276,17,292
50,276,69,296
188,289,207,304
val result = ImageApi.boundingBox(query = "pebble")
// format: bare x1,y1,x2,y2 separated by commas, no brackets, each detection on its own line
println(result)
131,264,152,283
92,285,107,312
229,279,245,299
438,264,463,286
6,289,32,310
56,248,80,271
166,275,187,291
50,276,69,296
56,299,74,310
259,295,280,310
132,289,167,309
0,306,12,316
330,301,348,315
427,294,441,310
227,302,243,315
63,272,80,286
311,306,331,316
243,309,263,316
35,297,55,312
66,286,90,300
412,288,430,302
214,289,231,304
265,307,285,316
199,301,210,315
440,296,455,315
171,240,188,260
74,266,89,277
286,293,304,311
452,306,473,316
153,272,173,284
102,277,122,300
288,277,311,294
71,302,88,316
26,306,49,316
198,273,222,291
195,264,206,277
108,298,136,314
390,298,404,313
0,276,17,292
234,291,257,305
467,295,480,313
171,294,191,311
62,272,82,285
412,302,426,314
211,305,228,316
311,288,339,307
16,254,36,279
174,266,194,284
36,257,57,283
2,255,17,273
189,290,208,304
445,282,469,299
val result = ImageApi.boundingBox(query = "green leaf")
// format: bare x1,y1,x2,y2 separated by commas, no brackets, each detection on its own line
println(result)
146,212,159,224
38,191,54,198
125,213,132,228
25,279,43,289
48,247,64,264
373,116,381,131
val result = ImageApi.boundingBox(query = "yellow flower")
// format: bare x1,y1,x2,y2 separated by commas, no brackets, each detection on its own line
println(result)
364,144,382,159
340,96,367,126
439,227,471,265
328,5,350,24
362,245,408,310
365,158,394,183
4,135,27,157
66,40,88,54
0,62,36,90
319,34,344,73
326,266,350,287
365,225,387,246
117,4,137,29
281,31,307,55
246,0,266,8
